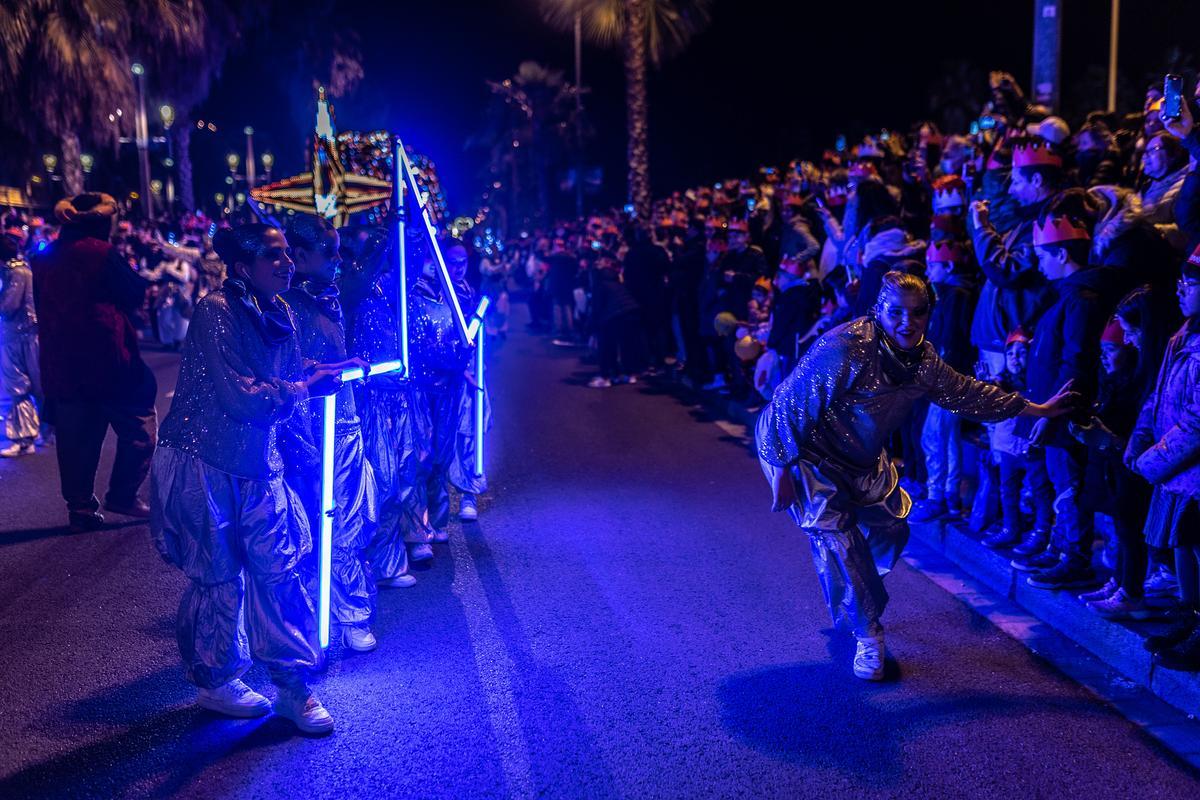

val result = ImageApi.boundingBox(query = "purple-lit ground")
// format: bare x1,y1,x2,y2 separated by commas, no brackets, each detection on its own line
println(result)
1,308,1199,798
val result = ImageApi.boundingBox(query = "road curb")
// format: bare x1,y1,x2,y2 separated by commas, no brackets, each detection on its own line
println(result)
909,517,1200,721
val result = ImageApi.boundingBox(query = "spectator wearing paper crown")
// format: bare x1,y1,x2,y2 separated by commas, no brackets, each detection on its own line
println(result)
931,175,968,220
765,255,823,376
1016,202,1123,591
969,136,1061,379
910,240,981,522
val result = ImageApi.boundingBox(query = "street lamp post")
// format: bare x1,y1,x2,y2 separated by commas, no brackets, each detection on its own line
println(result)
244,126,257,188
261,151,274,184
160,105,176,212
226,152,240,215
131,62,153,218
574,8,584,219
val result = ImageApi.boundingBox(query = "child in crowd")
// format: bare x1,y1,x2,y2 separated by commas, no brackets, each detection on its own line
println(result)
1071,316,1152,619
911,240,979,521
979,330,1054,552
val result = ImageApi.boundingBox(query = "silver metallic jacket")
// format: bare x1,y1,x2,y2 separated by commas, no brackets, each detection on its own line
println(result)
757,317,1029,476
158,287,307,479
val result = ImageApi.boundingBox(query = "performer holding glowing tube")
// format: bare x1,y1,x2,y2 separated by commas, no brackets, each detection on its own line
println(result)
756,272,1080,681
350,234,435,570
281,215,380,654
149,224,344,735
445,242,491,520
410,243,478,543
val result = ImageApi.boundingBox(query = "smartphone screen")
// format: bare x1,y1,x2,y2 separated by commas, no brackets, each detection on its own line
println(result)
835,134,847,152
1164,74,1184,120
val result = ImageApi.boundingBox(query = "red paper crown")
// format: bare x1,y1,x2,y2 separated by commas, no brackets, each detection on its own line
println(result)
784,193,806,207
1032,215,1091,246
1101,317,1126,346
1006,327,1032,348
1187,243,1200,267
726,218,750,233
926,240,967,264
931,175,967,212
1012,140,1063,168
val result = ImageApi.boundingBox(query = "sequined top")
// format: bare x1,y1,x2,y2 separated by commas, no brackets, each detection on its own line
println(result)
348,275,408,393
281,283,358,434
408,278,471,387
0,257,36,334
757,316,1029,474
158,287,307,479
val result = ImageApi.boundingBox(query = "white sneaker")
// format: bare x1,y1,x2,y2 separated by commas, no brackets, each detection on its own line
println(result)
588,376,612,388
459,494,478,521
0,442,35,458
377,574,416,588
196,679,272,718
273,688,334,735
853,635,886,681
431,528,449,543
409,542,434,561
342,625,378,652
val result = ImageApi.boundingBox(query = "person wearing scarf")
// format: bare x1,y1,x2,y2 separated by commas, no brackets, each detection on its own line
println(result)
150,224,345,735
281,215,381,654
755,272,1078,681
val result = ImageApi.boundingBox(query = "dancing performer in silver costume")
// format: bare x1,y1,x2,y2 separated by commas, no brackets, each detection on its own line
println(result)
756,271,1077,680
150,224,344,734
282,215,379,653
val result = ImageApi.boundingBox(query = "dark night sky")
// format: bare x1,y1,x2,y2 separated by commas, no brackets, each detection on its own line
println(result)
191,0,1200,218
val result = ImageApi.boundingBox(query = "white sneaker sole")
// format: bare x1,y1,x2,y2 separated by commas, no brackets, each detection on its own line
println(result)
409,544,434,562
377,574,417,588
853,664,885,681
342,632,378,653
196,695,272,718
274,706,335,735
459,509,477,521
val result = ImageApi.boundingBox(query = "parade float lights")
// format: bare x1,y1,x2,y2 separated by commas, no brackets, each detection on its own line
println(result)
318,359,405,649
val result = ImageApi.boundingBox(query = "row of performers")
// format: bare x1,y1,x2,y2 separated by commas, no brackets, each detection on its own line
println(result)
148,217,491,735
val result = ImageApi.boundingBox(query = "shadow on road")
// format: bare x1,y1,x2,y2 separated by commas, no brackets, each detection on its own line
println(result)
716,654,1115,787
0,519,146,549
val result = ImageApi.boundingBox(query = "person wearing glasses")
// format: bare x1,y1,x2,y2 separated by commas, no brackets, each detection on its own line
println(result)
1126,247,1200,671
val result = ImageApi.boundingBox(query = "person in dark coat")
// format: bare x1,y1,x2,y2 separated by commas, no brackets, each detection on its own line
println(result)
622,227,672,369
588,251,645,387
31,193,157,532
1016,207,1123,590
765,256,823,375
671,219,708,380
850,216,927,319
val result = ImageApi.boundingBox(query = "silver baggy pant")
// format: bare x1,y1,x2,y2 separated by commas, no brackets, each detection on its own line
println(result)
760,454,910,638
448,378,491,497
291,428,379,626
150,447,321,689
360,387,426,579
1,329,40,445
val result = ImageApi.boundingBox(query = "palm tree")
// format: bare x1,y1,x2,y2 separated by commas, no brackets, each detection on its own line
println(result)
472,61,586,229
0,1,209,197
540,0,712,221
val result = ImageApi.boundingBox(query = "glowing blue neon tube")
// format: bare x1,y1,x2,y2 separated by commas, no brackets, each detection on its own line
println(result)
471,297,488,478
317,359,407,649
395,139,473,345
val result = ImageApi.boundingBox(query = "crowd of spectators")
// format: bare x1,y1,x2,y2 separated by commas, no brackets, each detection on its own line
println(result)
492,70,1200,672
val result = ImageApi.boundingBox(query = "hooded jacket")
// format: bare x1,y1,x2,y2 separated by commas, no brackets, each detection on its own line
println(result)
1128,323,1200,495
851,227,927,318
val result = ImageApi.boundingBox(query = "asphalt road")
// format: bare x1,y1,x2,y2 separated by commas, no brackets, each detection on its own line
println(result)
2,320,1199,799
